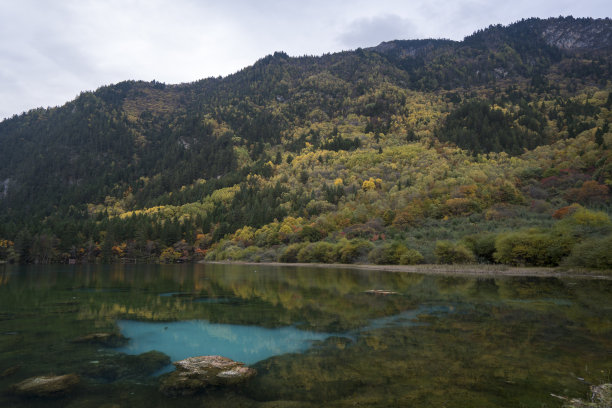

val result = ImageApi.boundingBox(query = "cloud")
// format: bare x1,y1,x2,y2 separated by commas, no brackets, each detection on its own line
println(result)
0,0,610,119
338,14,419,48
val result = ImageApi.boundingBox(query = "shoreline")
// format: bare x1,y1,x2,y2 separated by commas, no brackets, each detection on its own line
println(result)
201,260,612,279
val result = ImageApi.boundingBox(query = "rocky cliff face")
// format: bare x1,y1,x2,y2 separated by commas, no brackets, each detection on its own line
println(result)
538,17,612,51
371,17,612,57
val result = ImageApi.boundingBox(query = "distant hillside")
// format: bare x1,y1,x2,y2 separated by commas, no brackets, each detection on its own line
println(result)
0,17,610,268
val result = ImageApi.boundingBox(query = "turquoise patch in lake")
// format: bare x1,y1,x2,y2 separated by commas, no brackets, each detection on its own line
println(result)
115,305,449,371
115,320,336,367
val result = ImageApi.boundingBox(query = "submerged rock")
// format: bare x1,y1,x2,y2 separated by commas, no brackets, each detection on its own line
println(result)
159,355,256,397
564,384,612,408
10,374,80,397
0,364,21,378
592,384,612,406
81,350,170,381
72,332,128,347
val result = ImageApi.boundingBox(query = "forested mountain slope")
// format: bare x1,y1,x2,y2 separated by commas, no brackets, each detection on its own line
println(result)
0,16,611,267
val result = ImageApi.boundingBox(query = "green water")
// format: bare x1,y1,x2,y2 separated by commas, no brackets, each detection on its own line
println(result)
0,264,611,407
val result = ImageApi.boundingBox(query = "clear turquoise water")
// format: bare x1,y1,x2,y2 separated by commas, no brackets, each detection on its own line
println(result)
116,319,336,367
114,304,447,369
0,263,611,407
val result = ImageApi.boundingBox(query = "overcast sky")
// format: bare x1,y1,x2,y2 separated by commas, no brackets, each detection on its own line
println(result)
0,0,609,119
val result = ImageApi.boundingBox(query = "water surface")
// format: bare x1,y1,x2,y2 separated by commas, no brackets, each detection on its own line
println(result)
116,319,336,367
0,263,610,407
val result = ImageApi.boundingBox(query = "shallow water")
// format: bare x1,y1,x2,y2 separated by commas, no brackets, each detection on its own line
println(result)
115,303,445,369
0,263,611,407
116,319,337,367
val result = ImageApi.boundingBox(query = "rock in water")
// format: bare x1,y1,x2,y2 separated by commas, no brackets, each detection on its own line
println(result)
0,364,21,378
10,374,80,397
591,384,612,407
159,355,256,397
563,383,612,408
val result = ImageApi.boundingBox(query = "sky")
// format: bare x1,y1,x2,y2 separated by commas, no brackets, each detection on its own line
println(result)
0,0,609,119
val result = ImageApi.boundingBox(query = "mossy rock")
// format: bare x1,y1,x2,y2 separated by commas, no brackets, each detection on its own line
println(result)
10,374,80,397
159,355,256,397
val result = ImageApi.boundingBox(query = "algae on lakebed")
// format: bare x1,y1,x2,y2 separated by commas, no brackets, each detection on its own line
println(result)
0,263,611,407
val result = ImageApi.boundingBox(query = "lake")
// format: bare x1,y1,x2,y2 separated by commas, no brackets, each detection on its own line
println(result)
0,263,611,407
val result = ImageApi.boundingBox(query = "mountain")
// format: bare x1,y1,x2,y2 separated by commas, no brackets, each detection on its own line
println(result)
0,16,611,268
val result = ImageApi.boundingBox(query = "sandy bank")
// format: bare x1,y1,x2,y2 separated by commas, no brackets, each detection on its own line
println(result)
201,261,611,279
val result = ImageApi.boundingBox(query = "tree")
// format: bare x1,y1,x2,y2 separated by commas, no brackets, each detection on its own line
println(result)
565,181,609,205
493,230,573,266
434,241,475,264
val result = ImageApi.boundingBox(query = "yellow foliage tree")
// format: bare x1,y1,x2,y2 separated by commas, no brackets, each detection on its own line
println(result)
362,178,377,191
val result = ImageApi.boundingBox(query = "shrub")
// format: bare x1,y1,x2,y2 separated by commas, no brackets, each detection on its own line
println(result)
305,200,336,216
493,230,574,266
552,203,582,219
219,245,244,260
563,235,612,269
557,208,612,237
0,239,17,263
238,246,263,261
392,204,425,227
297,242,338,263
485,204,518,220
530,199,551,214
299,225,325,242
444,197,481,216
434,241,475,264
399,249,424,265
253,225,281,247
338,239,374,263
368,241,412,265
159,247,182,263
564,180,610,205
462,233,497,263
342,219,384,239
278,243,307,263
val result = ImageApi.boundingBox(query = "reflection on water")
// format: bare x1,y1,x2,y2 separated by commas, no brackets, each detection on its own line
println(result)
359,304,451,331
0,263,611,408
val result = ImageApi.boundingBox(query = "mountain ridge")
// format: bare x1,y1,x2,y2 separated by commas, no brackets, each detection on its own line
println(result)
368,17,612,53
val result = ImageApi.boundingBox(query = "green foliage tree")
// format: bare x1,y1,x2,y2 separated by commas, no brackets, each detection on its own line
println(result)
368,241,413,265
399,249,424,265
338,239,374,264
297,242,338,263
563,235,612,269
436,100,548,154
278,243,308,263
461,234,497,263
434,241,475,264
493,230,574,266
